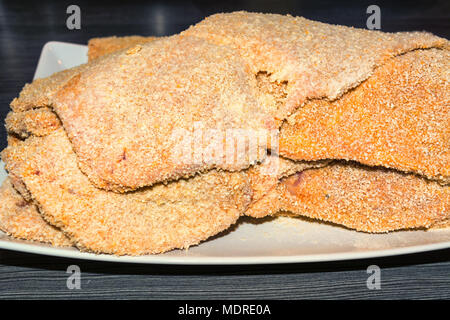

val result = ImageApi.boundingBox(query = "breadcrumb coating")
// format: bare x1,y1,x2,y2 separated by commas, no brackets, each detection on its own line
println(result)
280,163,449,232
10,65,86,113
5,107,61,138
280,49,450,184
183,11,448,119
6,135,22,147
53,35,276,191
2,129,252,255
2,126,448,251
0,178,72,246
83,35,449,185
2,12,449,253
1,107,322,250
10,12,447,191
88,36,158,61
245,156,329,218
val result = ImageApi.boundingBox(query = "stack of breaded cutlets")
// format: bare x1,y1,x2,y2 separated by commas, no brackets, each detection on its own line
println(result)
0,12,448,255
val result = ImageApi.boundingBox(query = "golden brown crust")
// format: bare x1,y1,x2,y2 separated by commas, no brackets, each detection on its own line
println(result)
2,129,252,255
280,163,450,233
0,178,72,246
88,36,158,61
280,49,450,184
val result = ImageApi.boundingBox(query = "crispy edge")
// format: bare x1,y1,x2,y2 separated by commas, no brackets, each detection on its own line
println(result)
280,163,449,233
88,36,158,61
280,48,450,184
1,129,253,255
0,178,72,246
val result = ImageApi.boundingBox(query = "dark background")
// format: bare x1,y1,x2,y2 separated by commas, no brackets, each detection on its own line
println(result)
0,0,449,299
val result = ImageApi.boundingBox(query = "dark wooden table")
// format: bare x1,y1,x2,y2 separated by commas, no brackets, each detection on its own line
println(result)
0,0,449,300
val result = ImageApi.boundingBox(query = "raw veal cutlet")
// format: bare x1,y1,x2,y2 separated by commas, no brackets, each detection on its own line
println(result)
279,163,449,233
2,129,253,255
1,12,449,255
280,48,450,184
81,35,449,184
10,12,447,192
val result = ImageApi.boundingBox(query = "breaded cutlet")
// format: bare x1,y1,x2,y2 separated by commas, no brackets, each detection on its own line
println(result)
2,129,254,255
0,178,72,246
2,106,322,250
5,107,61,138
279,163,449,233
280,49,450,184
3,108,448,248
10,12,447,192
1,12,449,254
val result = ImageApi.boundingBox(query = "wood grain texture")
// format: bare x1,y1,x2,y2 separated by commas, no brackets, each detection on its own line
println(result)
0,248,449,299
0,0,449,299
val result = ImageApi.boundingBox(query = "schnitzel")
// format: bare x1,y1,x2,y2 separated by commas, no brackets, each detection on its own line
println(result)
2,129,252,255
280,49,450,184
10,12,446,191
1,12,448,255
280,163,449,232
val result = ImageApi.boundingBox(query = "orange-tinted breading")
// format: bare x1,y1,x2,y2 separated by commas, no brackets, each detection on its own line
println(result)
10,12,447,191
183,11,447,119
280,163,449,233
0,178,72,246
88,36,158,61
53,35,277,191
244,156,329,218
84,35,450,185
2,12,449,255
5,107,61,138
280,49,450,184
10,65,87,113
2,129,252,255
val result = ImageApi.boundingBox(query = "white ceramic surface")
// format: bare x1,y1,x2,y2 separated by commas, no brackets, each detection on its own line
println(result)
0,42,448,264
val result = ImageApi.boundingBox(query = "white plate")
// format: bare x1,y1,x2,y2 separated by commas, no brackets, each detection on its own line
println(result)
0,41,449,264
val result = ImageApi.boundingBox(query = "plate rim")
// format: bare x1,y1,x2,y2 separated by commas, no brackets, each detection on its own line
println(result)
0,234,449,265
34,41,88,79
